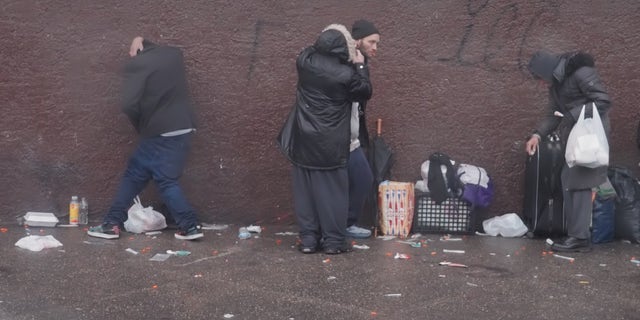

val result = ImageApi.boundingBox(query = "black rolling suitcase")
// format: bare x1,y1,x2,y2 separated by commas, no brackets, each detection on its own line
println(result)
522,133,567,237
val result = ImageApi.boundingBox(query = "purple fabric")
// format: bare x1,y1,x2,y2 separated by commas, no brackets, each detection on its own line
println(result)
462,180,494,208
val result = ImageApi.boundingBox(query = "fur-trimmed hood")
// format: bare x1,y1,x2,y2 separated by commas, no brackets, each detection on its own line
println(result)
314,24,356,63
557,51,595,80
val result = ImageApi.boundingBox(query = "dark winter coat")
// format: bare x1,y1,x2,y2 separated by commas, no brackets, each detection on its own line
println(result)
122,40,196,138
277,26,372,169
531,52,612,190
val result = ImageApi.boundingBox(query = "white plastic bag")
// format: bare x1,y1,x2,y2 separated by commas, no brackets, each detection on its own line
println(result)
15,235,63,252
482,213,528,237
565,103,609,168
124,196,167,233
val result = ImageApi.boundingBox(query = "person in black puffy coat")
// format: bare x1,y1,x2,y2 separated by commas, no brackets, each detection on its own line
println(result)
277,24,372,254
525,50,612,252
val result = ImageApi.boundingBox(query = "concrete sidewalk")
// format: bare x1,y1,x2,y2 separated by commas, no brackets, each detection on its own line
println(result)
1,223,639,320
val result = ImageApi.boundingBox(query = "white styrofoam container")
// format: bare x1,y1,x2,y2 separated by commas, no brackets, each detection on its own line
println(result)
24,212,59,227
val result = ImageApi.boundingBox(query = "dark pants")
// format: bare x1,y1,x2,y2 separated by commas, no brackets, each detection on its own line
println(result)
562,188,593,239
103,133,198,231
347,147,374,226
292,165,348,249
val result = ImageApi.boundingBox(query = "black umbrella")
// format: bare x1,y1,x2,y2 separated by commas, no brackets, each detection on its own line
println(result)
368,118,393,236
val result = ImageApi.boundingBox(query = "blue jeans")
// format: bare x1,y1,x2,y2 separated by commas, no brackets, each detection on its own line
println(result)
348,147,374,226
103,133,198,231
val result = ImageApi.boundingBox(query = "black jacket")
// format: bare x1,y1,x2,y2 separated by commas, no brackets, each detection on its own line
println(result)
278,27,372,169
121,40,196,138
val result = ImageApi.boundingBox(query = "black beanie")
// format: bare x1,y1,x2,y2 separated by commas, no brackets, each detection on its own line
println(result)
351,20,379,40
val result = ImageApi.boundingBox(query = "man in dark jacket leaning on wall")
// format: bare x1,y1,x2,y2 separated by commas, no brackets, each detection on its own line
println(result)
277,24,372,254
88,36,203,241
345,19,381,239
525,50,612,252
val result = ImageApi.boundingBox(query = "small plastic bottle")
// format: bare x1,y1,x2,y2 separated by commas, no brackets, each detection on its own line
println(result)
238,227,251,239
79,197,89,225
69,196,80,225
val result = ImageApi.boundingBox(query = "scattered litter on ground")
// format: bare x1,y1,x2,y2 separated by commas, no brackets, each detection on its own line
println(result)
1,227,8,233
599,264,607,267
274,232,298,236
246,225,262,233
353,244,370,250
166,250,191,256
83,240,115,246
553,254,575,262
327,276,337,280
377,235,396,241
223,314,234,318
322,258,331,263
125,248,139,255
200,223,229,230
15,235,63,252
489,252,496,256
466,282,478,287
394,253,410,260
410,233,422,239
440,235,463,241
194,274,203,278
149,253,171,262
438,275,446,278
442,249,465,254
546,238,554,246
275,239,282,245
439,261,468,268
396,240,421,248
630,259,640,265
579,281,590,284
383,293,402,297
57,224,79,228
145,231,162,236
475,231,491,236
621,240,632,244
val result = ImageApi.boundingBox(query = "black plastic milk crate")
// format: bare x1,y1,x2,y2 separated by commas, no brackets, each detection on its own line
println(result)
412,192,475,234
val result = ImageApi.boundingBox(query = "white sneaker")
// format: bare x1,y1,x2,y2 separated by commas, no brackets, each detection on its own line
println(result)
346,225,372,239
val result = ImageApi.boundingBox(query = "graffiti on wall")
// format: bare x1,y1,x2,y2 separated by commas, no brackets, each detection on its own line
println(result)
439,0,560,75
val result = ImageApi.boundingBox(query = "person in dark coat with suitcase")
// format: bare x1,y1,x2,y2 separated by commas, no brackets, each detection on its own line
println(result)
88,36,203,241
525,50,612,252
277,24,372,254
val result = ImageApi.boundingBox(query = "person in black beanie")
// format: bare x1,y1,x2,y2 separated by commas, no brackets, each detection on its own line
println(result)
345,20,381,239
525,50,612,252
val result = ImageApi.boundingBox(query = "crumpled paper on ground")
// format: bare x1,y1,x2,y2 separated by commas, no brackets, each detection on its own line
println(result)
15,235,63,252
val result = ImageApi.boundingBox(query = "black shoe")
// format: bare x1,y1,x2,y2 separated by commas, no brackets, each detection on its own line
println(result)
323,244,353,255
551,237,591,252
298,236,321,254
298,244,318,254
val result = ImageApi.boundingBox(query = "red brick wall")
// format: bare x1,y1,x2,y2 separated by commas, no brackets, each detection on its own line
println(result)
2,0,639,224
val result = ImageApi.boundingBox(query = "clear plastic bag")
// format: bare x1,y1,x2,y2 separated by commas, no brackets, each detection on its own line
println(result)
482,213,528,237
124,196,167,233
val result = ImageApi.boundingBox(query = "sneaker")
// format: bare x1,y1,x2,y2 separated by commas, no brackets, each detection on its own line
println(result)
174,226,204,240
345,225,372,239
87,224,120,239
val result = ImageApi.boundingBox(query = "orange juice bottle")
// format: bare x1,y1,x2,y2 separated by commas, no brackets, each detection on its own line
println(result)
69,196,79,225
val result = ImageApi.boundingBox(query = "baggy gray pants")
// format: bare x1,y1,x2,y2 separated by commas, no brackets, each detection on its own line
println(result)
292,165,348,249
562,187,593,240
